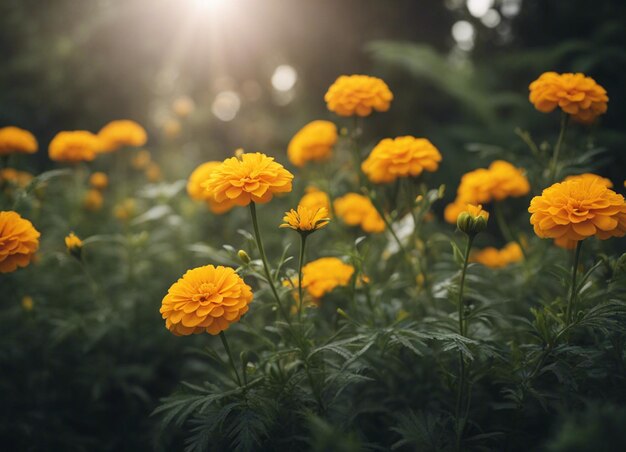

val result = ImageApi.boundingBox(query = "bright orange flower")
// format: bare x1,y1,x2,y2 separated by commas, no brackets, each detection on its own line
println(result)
287,120,337,167
334,193,385,233
529,72,608,124
361,136,442,184
0,127,38,156
280,205,330,233
160,265,253,336
187,161,235,214
564,173,613,188
97,120,147,153
89,172,108,190
301,257,355,298
472,242,523,268
48,131,100,163
0,168,33,188
529,177,626,242
324,75,393,117
0,211,40,273
202,152,294,207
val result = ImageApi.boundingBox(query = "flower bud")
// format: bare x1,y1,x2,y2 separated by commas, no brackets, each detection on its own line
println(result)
237,249,251,264
457,204,489,237
64,232,83,260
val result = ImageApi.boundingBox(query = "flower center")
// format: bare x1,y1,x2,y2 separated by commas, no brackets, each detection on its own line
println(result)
193,282,217,302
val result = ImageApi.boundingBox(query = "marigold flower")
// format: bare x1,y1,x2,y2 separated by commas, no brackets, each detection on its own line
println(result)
529,72,608,124
554,236,578,250
160,265,253,336
444,199,467,224
172,96,195,118
21,295,34,311
131,150,152,170
471,242,523,268
83,189,103,211
202,152,294,207
48,131,100,163
299,186,332,215
301,257,354,298
97,120,147,153
0,126,38,156
187,161,235,214
362,136,442,184
486,160,531,201
529,177,626,242
333,193,385,233
324,74,393,117
65,232,83,258
280,205,330,233
564,173,613,188
0,211,40,273
457,204,489,236
89,172,108,190
0,168,33,188
287,120,338,167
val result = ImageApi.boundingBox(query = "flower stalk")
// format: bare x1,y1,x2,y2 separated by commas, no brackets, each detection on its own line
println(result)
547,113,568,183
565,240,583,326
219,331,242,387
297,233,307,322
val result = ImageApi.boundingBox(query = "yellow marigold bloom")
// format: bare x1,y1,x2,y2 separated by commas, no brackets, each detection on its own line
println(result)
145,162,163,182
0,168,33,188
529,177,626,242
0,126,38,156
160,265,253,336
564,173,613,188
187,161,235,214
472,242,523,268
362,136,442,184
21,295,34,311
287,120,338,167
114,198,136,221
64,232,83,258
83,189,103,211
131,149,152,170
89,172,108,190
202,152,294,207
324,74,393,117
172,96,195,117
301,257,354,299
299,186,332,215
97,120,148,153
529,72,608,124
0,211,40,273
486,160,531,201
48,131,100,163
280,205,330,233
334,193,385,233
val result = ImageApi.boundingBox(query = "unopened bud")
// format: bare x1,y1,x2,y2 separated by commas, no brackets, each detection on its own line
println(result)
457,204,489,237
64,232,83,260
238,250,251,264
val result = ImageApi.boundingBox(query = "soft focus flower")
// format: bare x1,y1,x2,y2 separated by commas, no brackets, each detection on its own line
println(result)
203,152,294,207
361,136,442,184
457,203,489,236
486,161,531,201
187,161,235,214
334,193,385,233
287,120,338,167
172,96,195,118
163,118,182,138
444,199,467,224
529,72,608,123
0,168,33,188
280,205,330,233
97,120,147,153
564,173,613,188
0,127,38,156
145,163,162,182
299,186,332,215
301,257,354,298
471,242,523,268
160,265,253,336
0,211,40,273
83,189,103,211
21,295,34,311
529,177,626,242
114,198,136,221
64,232,83,258
48,131,100,163
89,172,108,190
131,150,152,170
324,74,393,117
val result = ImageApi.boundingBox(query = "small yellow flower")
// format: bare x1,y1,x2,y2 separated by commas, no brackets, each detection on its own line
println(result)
22,296,34,311
49,131,100,163
0,126,38,156
83,189,104,211
65,232,83,258
97,120,147,153
280,205,330,233
89,172,108,190
325,74,393,117
334,193,385,233
287,120,338,167
0,211,40,273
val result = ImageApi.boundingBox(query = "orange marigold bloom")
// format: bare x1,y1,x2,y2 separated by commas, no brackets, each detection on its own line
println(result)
301,257,355,298
160,265,253,336
187,161,235,214
324,74,393,117
83,189,103,211
487,160,531,201
280,205,330,232
299,186,332,215
564,173,613,188
471,242,523,268
529,177,626,242
49,131,100,163
0,211,40,273
89,172,108,190
287,120,338,167
554,236,578,250
334,193,385,233
444,199,467,224
0,126,38,156
202,152,294,207
0,168,33,188
529,72,608,124
97,120,148,153
362,136,442,184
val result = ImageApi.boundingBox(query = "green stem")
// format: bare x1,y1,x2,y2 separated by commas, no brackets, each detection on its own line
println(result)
249,202,290,323
494,202,528,261
219,331,242,387
548,113,569,183
351,116,364,188
297,233,307,323
565,240,583,326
